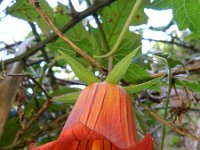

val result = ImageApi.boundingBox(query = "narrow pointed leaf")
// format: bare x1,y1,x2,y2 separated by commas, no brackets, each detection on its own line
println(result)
106,46,141,84
58,51,100,85
124,76,163,94
52,91,81,103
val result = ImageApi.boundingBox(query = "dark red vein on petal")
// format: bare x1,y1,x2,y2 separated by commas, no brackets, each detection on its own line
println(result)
92,84,107,130
76,141,80,150
78,85,94,122
125,94,132,146
84,83,99,125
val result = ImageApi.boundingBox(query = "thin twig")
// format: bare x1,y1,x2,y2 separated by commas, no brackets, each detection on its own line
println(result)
0,41,22,51
160,63,173,150
28,75,51,99
108,56,113,73
28,0,106,72
153,106,200,111
25,99,51,130
143,38,199,52
26,56,54,66
141,103,200,141
92,12,113,72
56,78,86,85
13,98,51,144
8,73,50,99
7,73,31,76
150,116,172,135
16,100,26,130
29,15,62,89
93,13,110,52
29,22,41,42
150,65,200,79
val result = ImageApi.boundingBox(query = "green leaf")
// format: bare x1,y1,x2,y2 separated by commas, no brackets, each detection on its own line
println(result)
123,64,150,83
134,108,148,133
52,91,81,103
65,39,94,57
47,102,68,112
66,23,90,40
99,37,142,68
124,76,163,94
176,79,200,95
50,37,94,61
49,87,80,97
113,37,142,64
151,0,200,33
170,135,180,146
6,0,54,35
47,40,76,57
151,53,183,68
58,51,100,85
62,23,95,58
101,0,149,47
150,0,173,10
54,2,71,27
106,46,141,84
0,118,20,146
6,0,38,20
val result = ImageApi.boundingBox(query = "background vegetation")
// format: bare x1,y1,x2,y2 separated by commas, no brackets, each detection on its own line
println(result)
0,0,200,149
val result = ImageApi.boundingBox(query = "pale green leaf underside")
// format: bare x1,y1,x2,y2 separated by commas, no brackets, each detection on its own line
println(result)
58,51,100,85
124,76,163,94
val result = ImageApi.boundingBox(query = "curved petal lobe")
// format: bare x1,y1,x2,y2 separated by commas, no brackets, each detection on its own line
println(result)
30,82,153,150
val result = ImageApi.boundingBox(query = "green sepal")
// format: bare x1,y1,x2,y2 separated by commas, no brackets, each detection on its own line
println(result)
52,91,81,103
58,51,100,85
105,46,141,84
124,76,163,94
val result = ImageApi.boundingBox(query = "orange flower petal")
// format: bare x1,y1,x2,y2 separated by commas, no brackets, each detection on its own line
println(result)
30,82,153,150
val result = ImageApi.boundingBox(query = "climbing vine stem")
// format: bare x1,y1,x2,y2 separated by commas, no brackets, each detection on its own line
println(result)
95,0,143,58
160,61,173,150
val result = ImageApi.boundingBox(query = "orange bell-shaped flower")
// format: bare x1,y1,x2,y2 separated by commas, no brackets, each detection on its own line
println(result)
30,82,153,150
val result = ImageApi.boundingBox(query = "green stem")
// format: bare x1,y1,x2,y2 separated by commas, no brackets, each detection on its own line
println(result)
95,0,143,58
29,22,57,89
93,13,113,71
160,63,173,150
86,0,113,72
108,56,113,73
93,14,110,52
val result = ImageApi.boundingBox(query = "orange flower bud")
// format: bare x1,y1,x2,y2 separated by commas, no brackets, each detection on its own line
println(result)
30,82,153,150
